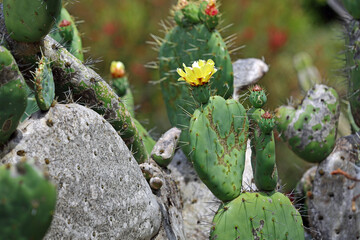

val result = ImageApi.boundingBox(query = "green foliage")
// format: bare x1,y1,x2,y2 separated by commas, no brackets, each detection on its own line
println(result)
0,46,27,145
3,0,62,42
210,192,304,240
189,96,248,202
0,161,57,240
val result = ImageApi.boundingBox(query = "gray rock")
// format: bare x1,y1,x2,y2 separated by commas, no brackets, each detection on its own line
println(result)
169,150,219,240
0,103,161,240
308,133,360,240
232,58,269,100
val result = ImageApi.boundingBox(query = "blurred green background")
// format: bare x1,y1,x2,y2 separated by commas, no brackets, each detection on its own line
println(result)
65,0,344,191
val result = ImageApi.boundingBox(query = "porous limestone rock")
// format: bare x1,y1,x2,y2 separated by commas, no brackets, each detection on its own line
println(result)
0,103,161,240
169,150,218,240
308,133,360,240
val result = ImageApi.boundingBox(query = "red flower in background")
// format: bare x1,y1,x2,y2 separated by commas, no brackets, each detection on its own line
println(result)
268,26,288,52
103,22,117,36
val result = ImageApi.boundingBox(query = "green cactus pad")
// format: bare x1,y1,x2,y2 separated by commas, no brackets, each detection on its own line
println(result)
342,0,360,19
159,9,233,156
20,85,40,122
3,0,62,42
251,129,278,191
189,96,249,202
275,84,340,163
210,192,304,240
133,118,156,155
0,161,57,240
345,19,360,127
50,7,84,61
111,76,135,117
0,46,27,145
34,56,55,111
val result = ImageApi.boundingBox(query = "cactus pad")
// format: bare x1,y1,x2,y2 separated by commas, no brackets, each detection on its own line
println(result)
34,56,55,111
0,46,27,145
210,192,304,240
0,161,57,239
50,7,84,61
3,0,62,42
275,84,340,163
189,96,249,202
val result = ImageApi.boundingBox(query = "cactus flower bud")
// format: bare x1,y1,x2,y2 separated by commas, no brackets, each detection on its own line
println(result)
110,61,126,78
205,0,218,16
59,19,71,27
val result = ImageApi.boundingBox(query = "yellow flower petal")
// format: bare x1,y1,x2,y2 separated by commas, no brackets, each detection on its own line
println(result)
177,68,186,77
177,59,217,86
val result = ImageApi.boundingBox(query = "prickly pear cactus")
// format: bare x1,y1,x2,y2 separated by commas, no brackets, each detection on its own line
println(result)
189,96,249,202
307,133,360,240
50,7,84,61
0,46,27,145
3,0,62,42
345,19,360,128
251,112,278,192
0,161,57,239
133,118,156,154
110,61,135,116
275,84,340,163
159,0,234,156
210,192,305,240
34,56,55,111
249,85,267,109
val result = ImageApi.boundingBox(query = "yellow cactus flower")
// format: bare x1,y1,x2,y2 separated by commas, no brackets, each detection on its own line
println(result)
110,61,125,78
177,59,217,86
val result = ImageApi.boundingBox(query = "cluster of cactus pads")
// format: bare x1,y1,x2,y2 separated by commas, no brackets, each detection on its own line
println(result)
173,55,304,238
155,1,305,239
